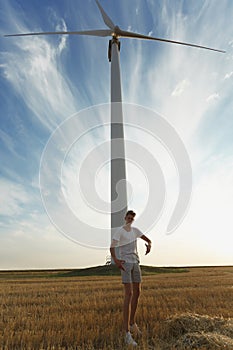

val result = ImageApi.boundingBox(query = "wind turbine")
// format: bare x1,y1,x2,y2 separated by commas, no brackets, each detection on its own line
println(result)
5,1,225,244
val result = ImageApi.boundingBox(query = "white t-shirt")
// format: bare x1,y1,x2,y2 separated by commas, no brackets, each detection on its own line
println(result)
112,226,143,263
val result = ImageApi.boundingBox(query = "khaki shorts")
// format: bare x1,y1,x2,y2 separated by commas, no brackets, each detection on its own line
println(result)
121,262,142,284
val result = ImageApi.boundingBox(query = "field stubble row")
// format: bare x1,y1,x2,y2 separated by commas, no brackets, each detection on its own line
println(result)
0,266,232,349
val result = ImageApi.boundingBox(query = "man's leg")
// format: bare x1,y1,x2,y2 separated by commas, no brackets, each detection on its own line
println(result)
123,283,133,332
130,282,141,326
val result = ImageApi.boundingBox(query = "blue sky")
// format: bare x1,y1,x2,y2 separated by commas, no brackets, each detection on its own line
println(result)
0,0,233,269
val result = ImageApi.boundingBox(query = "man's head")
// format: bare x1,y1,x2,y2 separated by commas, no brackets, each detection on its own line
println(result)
125,210,136,224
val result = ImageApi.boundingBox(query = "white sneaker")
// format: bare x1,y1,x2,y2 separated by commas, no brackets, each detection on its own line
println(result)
130,323,142,336
125,331,137,346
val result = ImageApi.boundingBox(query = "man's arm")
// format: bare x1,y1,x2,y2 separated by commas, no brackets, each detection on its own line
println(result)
140,234,152,255
110,240,125,270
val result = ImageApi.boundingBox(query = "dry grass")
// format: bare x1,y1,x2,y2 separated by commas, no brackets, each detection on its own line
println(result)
159,313,233,349
0,266,232,349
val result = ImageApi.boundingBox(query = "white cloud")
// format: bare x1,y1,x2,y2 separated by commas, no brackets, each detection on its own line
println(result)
0,178,32,216
0,215,105,269
224,71,233,80
0,129,16,155
1,17,78,131
206,92,219,102
171,79,190,97
55,17,68,54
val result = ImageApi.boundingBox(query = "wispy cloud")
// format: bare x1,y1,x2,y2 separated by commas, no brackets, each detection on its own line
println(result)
0,178,33,216
171,79,190,97
1,38,77,131
206,92,219,103
224,71,233,80
0,129,18,156
1,7,79,132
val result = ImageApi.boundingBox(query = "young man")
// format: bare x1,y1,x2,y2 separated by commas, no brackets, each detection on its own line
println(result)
110,210,152,347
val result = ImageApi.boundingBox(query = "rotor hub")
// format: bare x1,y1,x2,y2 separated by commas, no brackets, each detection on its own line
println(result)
112,26,121,40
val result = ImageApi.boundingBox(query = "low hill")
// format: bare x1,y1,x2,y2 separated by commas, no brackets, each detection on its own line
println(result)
57,264,189,277
0,265,189,279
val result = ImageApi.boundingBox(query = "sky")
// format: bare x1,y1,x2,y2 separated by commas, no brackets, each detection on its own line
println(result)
0,0,233,269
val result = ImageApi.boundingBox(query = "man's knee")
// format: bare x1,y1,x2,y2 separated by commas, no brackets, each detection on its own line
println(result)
124,284,133,298
133,283,141,297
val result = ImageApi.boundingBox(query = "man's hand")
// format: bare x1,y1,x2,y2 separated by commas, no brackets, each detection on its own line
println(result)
140,235,152,255
114,258,126,271
145,242,151,255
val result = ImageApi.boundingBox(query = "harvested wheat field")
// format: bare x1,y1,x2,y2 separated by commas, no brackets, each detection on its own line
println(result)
0,266,232,349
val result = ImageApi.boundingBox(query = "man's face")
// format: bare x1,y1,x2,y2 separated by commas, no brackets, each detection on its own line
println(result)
125,214,135,224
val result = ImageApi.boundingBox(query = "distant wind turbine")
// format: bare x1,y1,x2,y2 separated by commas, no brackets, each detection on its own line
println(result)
4,1,225,244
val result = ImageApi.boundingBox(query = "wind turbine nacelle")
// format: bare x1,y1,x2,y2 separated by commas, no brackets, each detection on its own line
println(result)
114,25,121,33
108,39,121,62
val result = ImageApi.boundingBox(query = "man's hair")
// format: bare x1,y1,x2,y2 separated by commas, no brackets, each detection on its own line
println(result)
125,210,136,217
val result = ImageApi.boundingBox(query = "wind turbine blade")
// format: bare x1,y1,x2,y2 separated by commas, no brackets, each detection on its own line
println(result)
4,29,112,38
96,0,115,30
118,29,226,53
74,29,112,37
